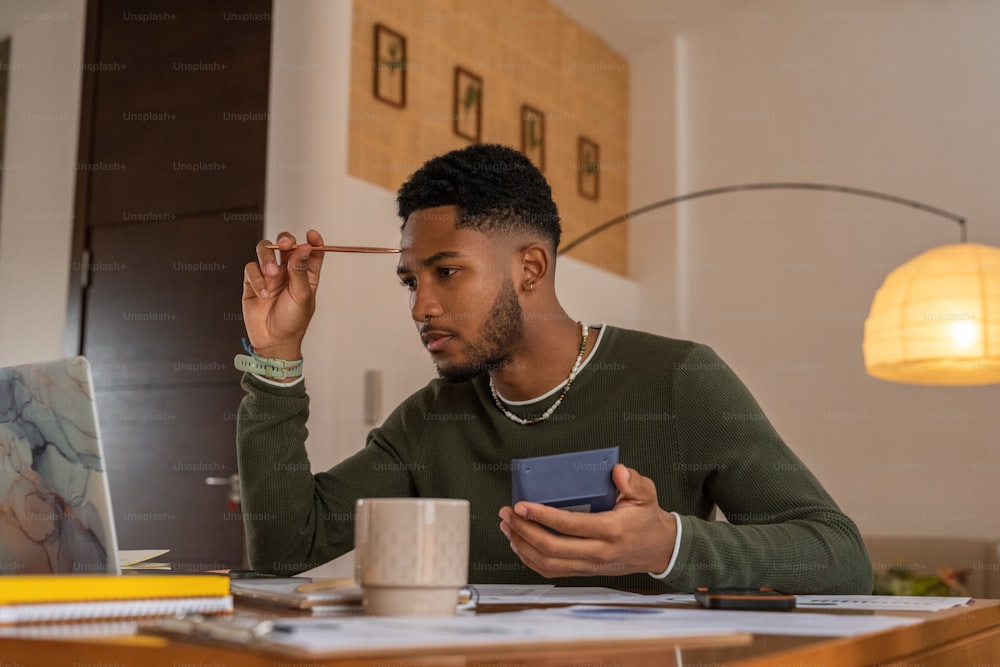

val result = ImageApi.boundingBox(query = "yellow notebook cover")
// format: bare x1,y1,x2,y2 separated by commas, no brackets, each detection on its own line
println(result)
0,574,230,605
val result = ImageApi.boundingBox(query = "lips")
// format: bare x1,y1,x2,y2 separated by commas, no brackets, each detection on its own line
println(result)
420,330,454,352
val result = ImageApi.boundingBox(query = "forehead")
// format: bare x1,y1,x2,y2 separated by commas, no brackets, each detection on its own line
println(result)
398,206,496,265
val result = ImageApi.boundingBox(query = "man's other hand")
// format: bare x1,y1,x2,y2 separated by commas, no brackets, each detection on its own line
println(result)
498,464,677,579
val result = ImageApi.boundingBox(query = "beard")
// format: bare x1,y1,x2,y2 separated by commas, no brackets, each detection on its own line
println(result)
436,277,523,384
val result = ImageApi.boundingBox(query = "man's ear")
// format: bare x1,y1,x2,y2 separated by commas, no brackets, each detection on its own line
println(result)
519,242,551,293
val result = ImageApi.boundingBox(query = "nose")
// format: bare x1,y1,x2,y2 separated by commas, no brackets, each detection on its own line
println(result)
410,282,443,323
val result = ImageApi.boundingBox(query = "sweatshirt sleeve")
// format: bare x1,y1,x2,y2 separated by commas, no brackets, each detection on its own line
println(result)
658,345,873,594
236,373,417,575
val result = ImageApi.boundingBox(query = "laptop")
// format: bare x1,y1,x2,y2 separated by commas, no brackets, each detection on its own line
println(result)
0,356,121,575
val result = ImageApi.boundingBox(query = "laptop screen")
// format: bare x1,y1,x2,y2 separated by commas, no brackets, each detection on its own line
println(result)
0,356,121,575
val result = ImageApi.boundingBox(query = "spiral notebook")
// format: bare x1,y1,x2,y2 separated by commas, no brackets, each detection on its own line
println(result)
0,574,232,625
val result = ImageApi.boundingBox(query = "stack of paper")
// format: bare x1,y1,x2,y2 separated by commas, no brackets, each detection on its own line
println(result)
145,606,752,658
471,585,972,613
230,578,361,612
118,549,171,571
230,578,477,614
144,603,928,659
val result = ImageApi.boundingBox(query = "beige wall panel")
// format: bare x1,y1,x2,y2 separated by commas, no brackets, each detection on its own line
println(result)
348,0,629,274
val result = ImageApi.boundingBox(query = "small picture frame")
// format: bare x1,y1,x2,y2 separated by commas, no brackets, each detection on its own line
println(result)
578,136,600,200
373,23,406,108
520,105,545,172
453,67,482,142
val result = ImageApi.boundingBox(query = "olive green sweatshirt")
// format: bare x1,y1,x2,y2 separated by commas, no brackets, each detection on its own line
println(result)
237,325,872,593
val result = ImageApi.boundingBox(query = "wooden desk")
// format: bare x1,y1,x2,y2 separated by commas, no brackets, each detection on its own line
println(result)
1,599,998,667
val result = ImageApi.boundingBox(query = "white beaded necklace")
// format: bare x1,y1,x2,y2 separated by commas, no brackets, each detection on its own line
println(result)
489,322,588,425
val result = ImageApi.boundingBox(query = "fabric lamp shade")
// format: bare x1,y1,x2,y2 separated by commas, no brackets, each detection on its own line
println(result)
864,243,1000,385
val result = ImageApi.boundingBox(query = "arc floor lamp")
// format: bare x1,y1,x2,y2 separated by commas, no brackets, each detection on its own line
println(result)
559,182,1000,387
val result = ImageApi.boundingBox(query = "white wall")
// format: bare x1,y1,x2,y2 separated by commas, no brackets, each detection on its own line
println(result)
267,0,640,575
628,37,677,335
0,0,85,366
629,1,1000,542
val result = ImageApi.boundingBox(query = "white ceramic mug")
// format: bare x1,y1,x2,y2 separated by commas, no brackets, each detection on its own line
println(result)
354,498,470,616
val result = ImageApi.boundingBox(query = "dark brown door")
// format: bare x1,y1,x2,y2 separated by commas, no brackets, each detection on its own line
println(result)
68,0,271,569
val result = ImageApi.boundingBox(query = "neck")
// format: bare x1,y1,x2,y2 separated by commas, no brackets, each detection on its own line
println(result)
490,310,593,401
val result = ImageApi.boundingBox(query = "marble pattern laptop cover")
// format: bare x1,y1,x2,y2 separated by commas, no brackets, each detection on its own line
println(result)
0,356,120,574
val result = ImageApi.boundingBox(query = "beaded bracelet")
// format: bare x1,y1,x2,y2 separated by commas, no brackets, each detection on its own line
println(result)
233,338,303,379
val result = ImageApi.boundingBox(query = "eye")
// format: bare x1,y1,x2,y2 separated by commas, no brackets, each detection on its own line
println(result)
399,277,416,290
438,267,459,278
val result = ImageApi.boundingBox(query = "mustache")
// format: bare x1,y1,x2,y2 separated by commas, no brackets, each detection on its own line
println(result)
418,325,460,337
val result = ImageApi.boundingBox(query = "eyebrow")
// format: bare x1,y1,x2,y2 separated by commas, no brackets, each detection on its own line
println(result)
396,251,466,275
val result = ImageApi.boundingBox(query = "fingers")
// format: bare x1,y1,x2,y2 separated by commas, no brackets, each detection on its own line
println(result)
243,260,266,300
285,230,324,301
252,235,295,300
500,504,612,552
256,232,296,273
497,469,673,578
304,228,326,248
304,229,325,288
612,463,632,493
509,502,605,538
613,464,658,505
249,231,327,301
498,506,618,578
502,531,599,578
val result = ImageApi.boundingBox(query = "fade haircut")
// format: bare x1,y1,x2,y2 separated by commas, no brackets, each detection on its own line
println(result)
396,143,561,251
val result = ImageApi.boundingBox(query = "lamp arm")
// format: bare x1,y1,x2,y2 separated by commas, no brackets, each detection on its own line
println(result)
558,182,967,255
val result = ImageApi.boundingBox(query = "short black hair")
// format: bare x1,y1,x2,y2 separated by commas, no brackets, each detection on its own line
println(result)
396,143,561,250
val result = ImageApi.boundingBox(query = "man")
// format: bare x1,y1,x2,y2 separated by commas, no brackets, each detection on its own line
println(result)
238,143,872,593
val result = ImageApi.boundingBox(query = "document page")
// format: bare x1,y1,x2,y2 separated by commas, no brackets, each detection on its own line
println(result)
144,603,924,658
472,584,692,605
796,595,971,612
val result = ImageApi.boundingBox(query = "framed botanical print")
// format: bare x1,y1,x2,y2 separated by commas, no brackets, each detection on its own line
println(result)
520,105,545,172
373,23,406,108
453,67,482,142
578,136,600,200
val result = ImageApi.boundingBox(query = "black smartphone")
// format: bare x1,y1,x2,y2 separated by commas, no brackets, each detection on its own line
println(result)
694,587,796,610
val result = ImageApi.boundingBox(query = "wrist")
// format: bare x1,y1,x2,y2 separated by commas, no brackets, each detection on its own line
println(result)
648,511,681,579
253,346,302,361
253,373,304,386
651,509,677,572
235,338,303,380
260,373,301,384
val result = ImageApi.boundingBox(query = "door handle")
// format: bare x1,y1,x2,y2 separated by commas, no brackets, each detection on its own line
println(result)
205,473,241,510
